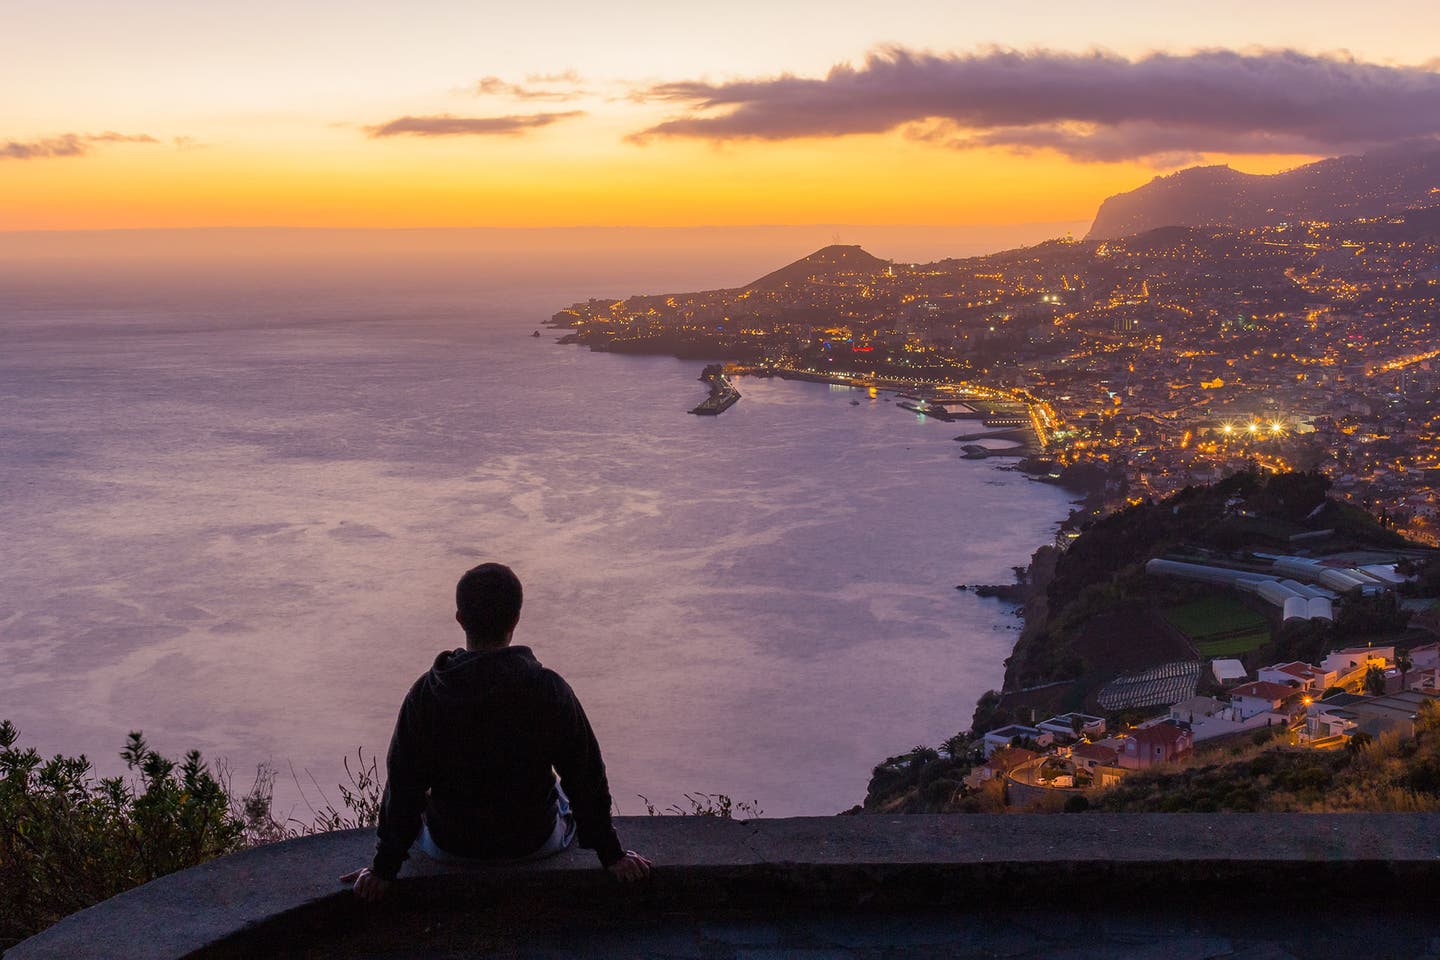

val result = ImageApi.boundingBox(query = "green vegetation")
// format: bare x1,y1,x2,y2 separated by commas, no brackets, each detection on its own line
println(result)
0,721,380,953
1004,470,1422,693
1162,595,1270,656
1193,633,1272,657
861,736,982,814
1163,594,1267,638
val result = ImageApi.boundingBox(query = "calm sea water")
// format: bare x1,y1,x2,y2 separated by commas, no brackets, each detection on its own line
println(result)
0,258,1071,816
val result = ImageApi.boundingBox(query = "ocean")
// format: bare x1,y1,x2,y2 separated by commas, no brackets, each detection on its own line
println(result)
0,256,1072,817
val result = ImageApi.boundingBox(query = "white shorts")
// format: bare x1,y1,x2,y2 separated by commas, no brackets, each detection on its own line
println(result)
416,786,576,865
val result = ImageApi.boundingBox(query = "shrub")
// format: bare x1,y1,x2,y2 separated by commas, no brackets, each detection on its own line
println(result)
639,792,762,819
0,722,382,952
0,723,245,951
924,778,961,806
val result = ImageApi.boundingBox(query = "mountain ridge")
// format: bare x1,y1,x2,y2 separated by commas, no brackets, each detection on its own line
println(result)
1087,141,1440,240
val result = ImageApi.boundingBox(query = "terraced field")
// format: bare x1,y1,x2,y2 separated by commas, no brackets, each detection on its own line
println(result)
1097,660,1203,711
1162,595,1271,658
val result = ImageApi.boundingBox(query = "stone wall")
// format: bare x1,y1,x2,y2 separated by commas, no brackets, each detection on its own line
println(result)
10,814,1440,959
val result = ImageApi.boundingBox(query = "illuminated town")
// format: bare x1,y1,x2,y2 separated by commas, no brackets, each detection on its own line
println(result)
554,207,1440,546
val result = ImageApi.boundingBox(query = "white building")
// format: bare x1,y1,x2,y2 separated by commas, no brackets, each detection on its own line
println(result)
1229,681,1300,719
982,724,1053,758
1211,659,1248,686
1321,646,1393,686
1036,713,1107,741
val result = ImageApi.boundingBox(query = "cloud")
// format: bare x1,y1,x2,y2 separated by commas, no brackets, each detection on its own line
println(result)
365,112,585,138
474,71,589,101
1,131,158,160
630,47,1440,163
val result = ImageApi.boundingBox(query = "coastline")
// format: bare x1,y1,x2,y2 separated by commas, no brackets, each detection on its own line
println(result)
546,329,1080,808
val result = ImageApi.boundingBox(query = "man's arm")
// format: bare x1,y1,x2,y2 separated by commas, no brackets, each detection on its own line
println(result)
369,678,431,882
548,676,628,869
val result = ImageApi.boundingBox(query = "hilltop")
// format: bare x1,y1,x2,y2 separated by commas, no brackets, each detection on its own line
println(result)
1087,141,1440,239
746,244,890,290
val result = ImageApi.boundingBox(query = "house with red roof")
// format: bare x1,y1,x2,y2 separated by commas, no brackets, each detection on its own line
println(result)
1229,681,1302,719
967,746,1040,787
1117,721,1193,770
1067,741,1126,786
1257,661,1337,692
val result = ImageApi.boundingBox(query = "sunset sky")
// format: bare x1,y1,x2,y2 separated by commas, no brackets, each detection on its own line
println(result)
5,0,1440,232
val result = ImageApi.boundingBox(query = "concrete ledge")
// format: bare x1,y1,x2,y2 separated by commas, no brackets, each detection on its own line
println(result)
10,814,1440,959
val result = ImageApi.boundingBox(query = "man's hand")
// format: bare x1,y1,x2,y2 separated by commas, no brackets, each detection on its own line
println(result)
340,867,392,903
607,850,652,882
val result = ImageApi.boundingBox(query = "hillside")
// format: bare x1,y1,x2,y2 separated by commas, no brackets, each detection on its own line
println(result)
747,244,889,290
1087,142,1440,240
856,471,1439,815
999,471,1414,700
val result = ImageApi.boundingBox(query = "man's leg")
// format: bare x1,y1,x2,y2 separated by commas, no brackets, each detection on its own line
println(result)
513,784,576,861
413,784,575,865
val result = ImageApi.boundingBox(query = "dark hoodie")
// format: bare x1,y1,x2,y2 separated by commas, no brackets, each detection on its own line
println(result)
370,645,624,880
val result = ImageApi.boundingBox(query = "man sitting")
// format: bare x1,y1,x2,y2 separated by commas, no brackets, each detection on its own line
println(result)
343,562,650,900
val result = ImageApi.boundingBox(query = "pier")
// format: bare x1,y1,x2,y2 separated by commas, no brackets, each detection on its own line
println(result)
690,365,741,415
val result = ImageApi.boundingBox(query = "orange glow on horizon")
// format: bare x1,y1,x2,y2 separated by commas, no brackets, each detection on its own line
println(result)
0,128,1323,232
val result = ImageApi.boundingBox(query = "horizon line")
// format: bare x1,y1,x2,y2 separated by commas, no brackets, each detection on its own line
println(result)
0,220,1091,236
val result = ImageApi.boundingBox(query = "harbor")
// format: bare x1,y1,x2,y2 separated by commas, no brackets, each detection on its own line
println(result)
689,364,742,415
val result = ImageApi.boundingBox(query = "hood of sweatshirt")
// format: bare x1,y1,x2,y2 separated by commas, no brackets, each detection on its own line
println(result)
423,644,547,706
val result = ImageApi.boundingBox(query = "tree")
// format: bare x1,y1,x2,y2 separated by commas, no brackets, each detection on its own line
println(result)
940,733,971,760
1363,665,1386,697
907,745,939,767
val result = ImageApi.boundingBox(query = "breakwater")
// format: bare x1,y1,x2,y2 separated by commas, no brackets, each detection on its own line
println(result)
689,365,741,415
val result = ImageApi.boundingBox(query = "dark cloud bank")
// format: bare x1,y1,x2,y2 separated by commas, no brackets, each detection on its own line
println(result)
366,112,585,138
1,132,158,160
632,47,1440,163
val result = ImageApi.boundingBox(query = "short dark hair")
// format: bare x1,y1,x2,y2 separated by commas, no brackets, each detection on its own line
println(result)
455,563,523,641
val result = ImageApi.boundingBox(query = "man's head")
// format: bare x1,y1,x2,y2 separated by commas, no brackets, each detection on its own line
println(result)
455,562,523,646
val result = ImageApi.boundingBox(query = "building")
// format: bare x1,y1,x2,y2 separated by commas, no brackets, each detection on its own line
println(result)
1068,742,1125,786
1303,690,1438,742
1229,681,1301,719
1036,713,1107,741
1258,661,1338,692
969,746,1040,786
1212,659,1249,686
982,724,1053,758
1406,667,1440,695
1409,642,1440,670
1322,646,1394,687
1118,721,1194,770
1169,696,1235,724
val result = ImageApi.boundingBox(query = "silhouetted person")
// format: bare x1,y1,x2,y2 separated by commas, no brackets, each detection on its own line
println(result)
342,562,650,901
